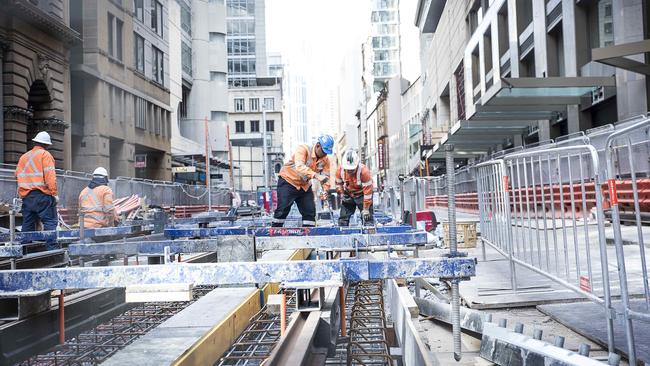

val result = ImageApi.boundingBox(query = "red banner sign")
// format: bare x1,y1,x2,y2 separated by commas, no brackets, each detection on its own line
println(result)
377,139,387,170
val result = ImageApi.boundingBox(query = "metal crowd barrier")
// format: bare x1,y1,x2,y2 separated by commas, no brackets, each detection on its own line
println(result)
474,115,650,363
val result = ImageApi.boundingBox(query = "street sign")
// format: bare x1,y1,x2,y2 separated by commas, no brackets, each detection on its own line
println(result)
135,154,147,168
172,166,197,173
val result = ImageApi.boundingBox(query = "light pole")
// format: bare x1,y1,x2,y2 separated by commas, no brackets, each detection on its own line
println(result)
261,106,270,209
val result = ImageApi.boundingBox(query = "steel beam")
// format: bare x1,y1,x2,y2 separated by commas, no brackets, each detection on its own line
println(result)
480,322,603,366
0,225,151,243
163,225,414,239
0,258,476,293
68,232,427,256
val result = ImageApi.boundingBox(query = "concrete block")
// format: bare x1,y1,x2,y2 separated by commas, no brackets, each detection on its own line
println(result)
125,283,193,303
397,286,419,319
266,294,283,314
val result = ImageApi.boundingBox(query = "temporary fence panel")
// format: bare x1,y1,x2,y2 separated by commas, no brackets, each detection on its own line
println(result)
603,117,650,365
476,144,616,353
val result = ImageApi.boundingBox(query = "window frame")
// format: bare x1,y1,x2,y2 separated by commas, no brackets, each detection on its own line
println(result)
249,98,259,112
250,120,260,133
235,120,245,133
234,98,245,112
134,32,145,73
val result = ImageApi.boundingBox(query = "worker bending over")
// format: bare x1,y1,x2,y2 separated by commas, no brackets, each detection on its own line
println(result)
272,135,334,227
15,131,59,250
336,149,374,226
79,167,117,228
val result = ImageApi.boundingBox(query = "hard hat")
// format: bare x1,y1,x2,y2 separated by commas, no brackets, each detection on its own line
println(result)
341,148,360,170
32,131,52,145
93,167,108,177
317,134,334,155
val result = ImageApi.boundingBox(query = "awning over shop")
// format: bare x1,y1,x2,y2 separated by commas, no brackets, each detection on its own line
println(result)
481,77,615,106
592,39,650,76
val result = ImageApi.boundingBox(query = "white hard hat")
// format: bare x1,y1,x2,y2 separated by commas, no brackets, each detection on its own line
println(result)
341,148,360,170
93,167,108,177
32,131,52,145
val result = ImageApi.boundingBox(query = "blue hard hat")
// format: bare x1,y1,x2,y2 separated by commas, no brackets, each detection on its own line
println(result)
317,134,334,155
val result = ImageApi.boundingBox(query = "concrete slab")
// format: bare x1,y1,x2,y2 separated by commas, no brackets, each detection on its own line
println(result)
103,287,255,366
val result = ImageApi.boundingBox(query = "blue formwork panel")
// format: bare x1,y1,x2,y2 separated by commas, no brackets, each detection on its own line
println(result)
0,225,150,243
0,258,476,293
68,231,428,256
0,246,22,258
163,225,416,239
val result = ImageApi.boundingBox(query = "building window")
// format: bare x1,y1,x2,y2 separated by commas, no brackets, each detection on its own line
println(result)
181,41,192,76
235,120,245,133
266,120,274,132
227,0,255,17
234,98,245,112
249,98,259,111
180,86,190,118
108,14,123,61
134,33,145,73
180,3,192,35
263,97,274,111
152,46,164,85
250,120,259,132
135,97,147,129
151,1,163,37
604,22,613,34
134,0,144,22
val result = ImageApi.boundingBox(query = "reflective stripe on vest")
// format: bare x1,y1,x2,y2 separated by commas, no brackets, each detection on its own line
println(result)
80,188,109,222
17,150,44,178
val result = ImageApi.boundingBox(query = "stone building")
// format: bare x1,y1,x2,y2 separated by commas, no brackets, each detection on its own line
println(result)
69,0,172,180
0,0,80,169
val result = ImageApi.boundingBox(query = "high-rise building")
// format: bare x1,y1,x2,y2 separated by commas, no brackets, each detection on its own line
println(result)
226,0,268,87
0,0,79,170
69,0,172,180
267,52,283,77
369,0,401,93
281,62,308,154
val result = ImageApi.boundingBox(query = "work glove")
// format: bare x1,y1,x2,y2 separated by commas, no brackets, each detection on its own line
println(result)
54,195,60,204
362,209,371,223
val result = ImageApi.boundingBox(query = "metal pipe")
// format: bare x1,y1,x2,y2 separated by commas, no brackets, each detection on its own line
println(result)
445,145,461,361
339,286,346,337
58,291,65,344
204,117,212,211
79,212,85,242
262,108,269,211
280,292,287,337
9,208,15,246
409,190,417,228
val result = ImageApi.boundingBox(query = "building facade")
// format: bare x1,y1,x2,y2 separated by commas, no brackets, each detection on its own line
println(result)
1,0,79,169
183,0,229,161
281,61,308,154
226,0,268,87
69,0,172,180
421,0,650,164
228,78,283,191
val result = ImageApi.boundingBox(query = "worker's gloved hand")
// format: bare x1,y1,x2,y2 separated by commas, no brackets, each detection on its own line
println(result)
53,195,60,204
362,209,371,223
320,191,328,201
314,174,329,184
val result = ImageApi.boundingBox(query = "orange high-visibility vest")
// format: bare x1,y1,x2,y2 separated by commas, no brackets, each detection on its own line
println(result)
78,185,116,228
15,146,58,198
279,144,331,191
335,164,373,209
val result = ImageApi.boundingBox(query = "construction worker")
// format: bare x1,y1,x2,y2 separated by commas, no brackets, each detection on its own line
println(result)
336,148,374,226
78,167,117,228
15,131,59,250
272,135,334,227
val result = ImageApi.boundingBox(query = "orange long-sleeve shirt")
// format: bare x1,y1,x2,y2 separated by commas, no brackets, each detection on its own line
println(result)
79,185,117,228
279,144,331,191
15,146,58,198
335,163,373,209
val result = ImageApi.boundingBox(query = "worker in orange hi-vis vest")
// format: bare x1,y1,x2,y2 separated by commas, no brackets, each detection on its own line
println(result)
272,135,334,227
78,167,117,229
335,148,374,226
15,131,59,250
